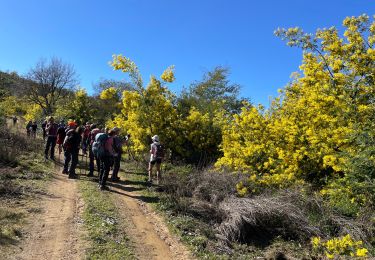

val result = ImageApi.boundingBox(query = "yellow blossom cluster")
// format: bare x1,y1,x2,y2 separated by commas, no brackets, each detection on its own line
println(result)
311,234,368,258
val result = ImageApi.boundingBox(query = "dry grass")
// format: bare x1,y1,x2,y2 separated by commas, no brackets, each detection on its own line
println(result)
217,192,321,245
158,167,375,257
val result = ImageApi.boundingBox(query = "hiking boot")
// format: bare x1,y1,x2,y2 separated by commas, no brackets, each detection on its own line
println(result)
62,170,68,175
99,185,109,191
68,174,78,179
110,177,120,182
87,172,94,177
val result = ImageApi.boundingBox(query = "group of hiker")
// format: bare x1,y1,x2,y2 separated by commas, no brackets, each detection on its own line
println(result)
31,116,164,190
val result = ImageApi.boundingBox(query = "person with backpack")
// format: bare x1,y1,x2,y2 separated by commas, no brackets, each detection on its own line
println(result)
44,117,58,160
110,127,124,182
87,124,101,177
148,135,164,184
63,126,84,179
56,120,67,155
93,128,116,190
82,122,91,154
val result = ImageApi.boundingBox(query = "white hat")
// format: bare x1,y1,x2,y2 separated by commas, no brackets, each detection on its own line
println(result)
152,135,159,142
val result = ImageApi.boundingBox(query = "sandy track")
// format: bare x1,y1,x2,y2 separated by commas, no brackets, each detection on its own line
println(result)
14,172,86,260
110,180,193,260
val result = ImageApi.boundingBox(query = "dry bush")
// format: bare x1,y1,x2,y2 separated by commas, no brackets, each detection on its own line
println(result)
0,126,43,165
217,191,321,246
161,167,375,255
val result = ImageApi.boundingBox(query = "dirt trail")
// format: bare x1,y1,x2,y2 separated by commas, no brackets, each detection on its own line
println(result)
14,172,86,260
110,180,193,260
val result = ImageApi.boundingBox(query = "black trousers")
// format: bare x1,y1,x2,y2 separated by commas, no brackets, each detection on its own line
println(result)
111,154,122,180
45,136,57,159
89,147,100,175
99,156,111,187
64,150,79,176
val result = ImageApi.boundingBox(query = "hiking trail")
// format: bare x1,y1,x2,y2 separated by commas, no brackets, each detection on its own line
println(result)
12,162,192,259
109,178,193,260
14,172,86,260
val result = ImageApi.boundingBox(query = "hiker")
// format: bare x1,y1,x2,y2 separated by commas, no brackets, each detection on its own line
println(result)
26,121,32,137
94,128,116,190
56,120,67,155
111,127,125,182
31,121,37,138
12,116,17,125
65,120,77,134
87,124,101,177
63,126,84,179
41,120,47,141
82,122,91,154
44,117,58,160
148,135,164,184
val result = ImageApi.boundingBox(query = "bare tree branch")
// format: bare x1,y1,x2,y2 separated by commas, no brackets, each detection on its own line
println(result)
24,57,78,115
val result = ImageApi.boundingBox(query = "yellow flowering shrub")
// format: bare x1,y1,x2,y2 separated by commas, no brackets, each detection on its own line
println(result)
108,55,178,156
161,65,175,83
24,104,43,122
100,87,118,100
311,234,368,258
217,15,375,193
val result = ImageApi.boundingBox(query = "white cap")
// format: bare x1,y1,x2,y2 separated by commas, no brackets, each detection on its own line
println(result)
152,135,159,142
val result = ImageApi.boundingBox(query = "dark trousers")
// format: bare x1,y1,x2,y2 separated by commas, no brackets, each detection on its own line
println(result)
112,154,121,180
45,136,57,159
89,147,100,175
99,156,111,187
64,150,79,176
63,150,71,172
69,151,79,176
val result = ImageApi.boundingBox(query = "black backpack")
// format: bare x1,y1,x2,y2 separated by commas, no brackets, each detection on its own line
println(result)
155,144,164,159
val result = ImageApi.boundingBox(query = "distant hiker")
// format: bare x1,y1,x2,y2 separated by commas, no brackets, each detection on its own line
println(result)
41,120,47,141
44,117,58,160
87,124,101,177
111,127,124,182
82,122,91,154
26,121,32,137
63,126,84,179
56,120,67,154
93,128,116,190
12,116,17,125
148,135,164,184
31,121,37,138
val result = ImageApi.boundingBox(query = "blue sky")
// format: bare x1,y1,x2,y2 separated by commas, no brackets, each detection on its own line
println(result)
0,0,374,105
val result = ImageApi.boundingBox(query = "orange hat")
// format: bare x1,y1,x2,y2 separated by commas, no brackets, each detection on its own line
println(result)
68,121,77,127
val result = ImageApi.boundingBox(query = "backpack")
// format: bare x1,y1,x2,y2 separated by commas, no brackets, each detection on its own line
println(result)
155,143,164,159
63,129,75,151
92,133,109,158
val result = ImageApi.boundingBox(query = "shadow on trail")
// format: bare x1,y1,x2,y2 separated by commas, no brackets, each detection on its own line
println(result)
0,234,18,246
109,188,160,204
107,178,160,204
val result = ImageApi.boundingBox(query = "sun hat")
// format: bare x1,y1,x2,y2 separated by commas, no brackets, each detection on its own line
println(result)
152,135,159,142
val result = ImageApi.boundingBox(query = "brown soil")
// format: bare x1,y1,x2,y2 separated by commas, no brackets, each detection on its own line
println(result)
110,179,194,260
13,173,86,260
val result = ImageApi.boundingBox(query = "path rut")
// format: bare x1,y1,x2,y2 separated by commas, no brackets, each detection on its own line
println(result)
14,172,86,260
110,179,193,260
